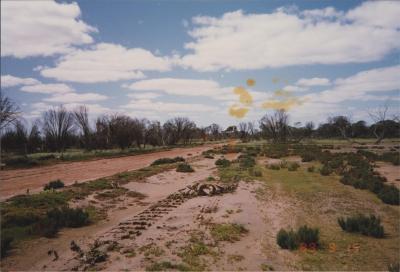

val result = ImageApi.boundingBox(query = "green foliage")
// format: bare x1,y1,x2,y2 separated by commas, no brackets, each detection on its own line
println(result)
276,225,320,250
210,223,248,242
268,164,281,170
3,156,39,168
215,158,231,167
377,185,400,205
43,179,65,191
1,232,13,258
320,164,333,176
238,155,256,168
307,166,315,172
151,156,185,166
277,229,298,250
204,155,214,159
249,168,263,177
265,144,289,158
338,214,384,238
176,163,195,173
287,162,300,171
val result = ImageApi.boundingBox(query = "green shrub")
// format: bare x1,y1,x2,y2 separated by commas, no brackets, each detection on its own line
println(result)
265,144,289,158
268,164,281,170
296,225,320,247
151,156,185,166
1,232,13,258
249,168,262,177
377,185,400,205
204,155,214,159
210,223,248,242
215,158,231,167
277,225,320,250
320,165,333,176
239,155,256,168
277,229,298,250
288,162,300,171
301,153,315,162
307,166,315,173
44,179,65,191
338,214,384,238
176,163,195,173
4,156,39,168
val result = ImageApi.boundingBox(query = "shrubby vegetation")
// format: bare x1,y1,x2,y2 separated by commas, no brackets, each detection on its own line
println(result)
176,163,195,173
338,214,384,238
277,225,320,250
215,158,231,167
43,179,65,191
151,156,185,166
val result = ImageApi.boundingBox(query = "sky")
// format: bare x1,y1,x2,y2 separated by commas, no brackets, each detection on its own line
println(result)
1,0,399,128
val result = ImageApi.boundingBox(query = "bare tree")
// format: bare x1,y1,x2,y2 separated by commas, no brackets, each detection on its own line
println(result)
368,104,390,144
42,106,75,152
0,92,20,131
238,122,249,142
73,106,92,150
259,109,289,142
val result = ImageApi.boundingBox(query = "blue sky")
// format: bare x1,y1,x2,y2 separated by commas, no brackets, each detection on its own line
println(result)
1,0,399,127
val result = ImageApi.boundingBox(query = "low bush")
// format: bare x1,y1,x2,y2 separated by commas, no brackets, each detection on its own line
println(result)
277,229,298,250
239,155,256,168
377,185,400,205
1,232,13,257
301,153,315,162
249,168,262,177
268,164,281,170
265,144,290,159
320,165,333,176
288,162,300,171
43,179,65,191
277,225,320,250
4,156,39,168
215,158,231,167
151,156,185,166
204,155,214,159
338,214,384,238
307,166,315,172
176,163,195,173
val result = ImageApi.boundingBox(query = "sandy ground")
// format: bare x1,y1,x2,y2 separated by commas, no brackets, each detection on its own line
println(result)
1,154,237,271
0,144,219,201
375,162,400,189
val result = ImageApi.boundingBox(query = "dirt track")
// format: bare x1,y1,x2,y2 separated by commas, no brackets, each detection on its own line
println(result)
0,145,217,201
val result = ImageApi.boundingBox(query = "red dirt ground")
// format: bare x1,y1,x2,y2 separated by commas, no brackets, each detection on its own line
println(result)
0,145,218,201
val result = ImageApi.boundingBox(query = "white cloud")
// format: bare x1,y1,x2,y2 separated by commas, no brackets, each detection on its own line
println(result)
179,2,400,71
282,85,308,92
315,65,400,103
44,92,108,103
29,102,112,118
1,75,41,88
127,92,163,100
1,0,96,58
40,43,170,83
20,83,74,94
346,1,400,29
296,77,331,87
124,78,235,101
122,99,218,113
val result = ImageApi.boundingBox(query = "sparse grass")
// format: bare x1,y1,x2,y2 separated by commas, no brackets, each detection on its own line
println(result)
146,261,190,271
139,243,165,258
210,223,248,242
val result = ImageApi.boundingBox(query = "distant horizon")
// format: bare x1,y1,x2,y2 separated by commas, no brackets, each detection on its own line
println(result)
1,0,399,128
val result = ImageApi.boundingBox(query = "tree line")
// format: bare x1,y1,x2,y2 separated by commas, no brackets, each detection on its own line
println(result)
1,93,399,155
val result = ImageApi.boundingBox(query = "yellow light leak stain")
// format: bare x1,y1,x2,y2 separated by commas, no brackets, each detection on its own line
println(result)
229,104,249,119
272,77,280,84
233,86,253,106
261,98,303,111
274,89,291,97
246,78,255,86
